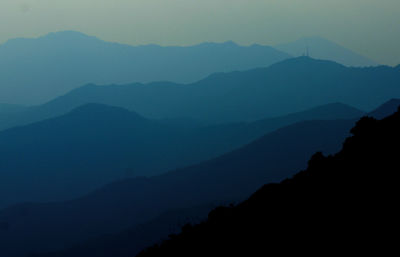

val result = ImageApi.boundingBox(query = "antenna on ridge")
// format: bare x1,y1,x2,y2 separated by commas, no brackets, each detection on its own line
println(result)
302,45,310,57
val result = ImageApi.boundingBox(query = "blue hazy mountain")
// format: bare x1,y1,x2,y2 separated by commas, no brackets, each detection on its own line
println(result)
0,56,397,130
275,36,379,67
0,31,290,105
29,100,400,257
0,102,363,209
367,98,400,119
0,103,27,113
0,114,356,257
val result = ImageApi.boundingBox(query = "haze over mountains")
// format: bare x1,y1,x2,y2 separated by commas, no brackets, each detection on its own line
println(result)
0,113,356,257
0,31,383,106
0,56,398,130
0,31,290,105
0,100,395,257
0,28,398,257
0,102,363,208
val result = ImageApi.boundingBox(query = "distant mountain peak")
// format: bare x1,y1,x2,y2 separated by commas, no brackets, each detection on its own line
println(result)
309,102,364,113
44,30,94,38
270,56,345,70
275,37,378,67
222,40,238,46
0,31,290,105
196,41,239,48
1,31,100,47
39,30,102,43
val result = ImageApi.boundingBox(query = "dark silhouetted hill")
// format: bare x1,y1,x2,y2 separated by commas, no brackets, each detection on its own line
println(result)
31,204,216,257
27,100,398,257
136,109,400,257
275,36,378,67
0,31,290,105
0,114,356,256
1,56,397,129
0,102,363,209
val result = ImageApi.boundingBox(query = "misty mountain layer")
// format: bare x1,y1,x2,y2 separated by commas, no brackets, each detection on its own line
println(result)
0,31,290,105
0,102,363,209
0,113,357,257
1,56,398,129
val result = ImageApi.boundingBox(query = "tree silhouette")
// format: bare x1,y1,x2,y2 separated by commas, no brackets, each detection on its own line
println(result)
137,108,400,257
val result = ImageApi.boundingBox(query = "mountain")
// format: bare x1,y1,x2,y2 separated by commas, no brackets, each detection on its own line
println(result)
25,99,399,257
1,56,396,129
248,102,364,132
0,115,356,257
32,204,216,257
135,106,400,257
275,36,379,67
0,31,290,105
0,102,364,209
367,98,400,119
0,103,27,113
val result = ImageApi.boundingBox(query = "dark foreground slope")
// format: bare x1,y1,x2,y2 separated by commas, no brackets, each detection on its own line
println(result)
32,204,217,257
0,118,354,257
137,110,400,257
28,101,395,257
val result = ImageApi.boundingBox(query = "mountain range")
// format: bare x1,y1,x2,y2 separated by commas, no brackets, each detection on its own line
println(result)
2,98,386,257
0,56,398,130
0,31,290,105
0,30,398,257
0,32,383,106
5,99,396,257
0,102,363,208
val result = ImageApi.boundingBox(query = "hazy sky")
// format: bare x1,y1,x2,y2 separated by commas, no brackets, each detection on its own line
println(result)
0,0,399,65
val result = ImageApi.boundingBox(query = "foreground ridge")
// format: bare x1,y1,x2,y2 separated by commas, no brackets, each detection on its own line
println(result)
138,107,400,256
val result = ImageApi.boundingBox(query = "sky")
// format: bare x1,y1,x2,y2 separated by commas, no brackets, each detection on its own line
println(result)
0,0,399,65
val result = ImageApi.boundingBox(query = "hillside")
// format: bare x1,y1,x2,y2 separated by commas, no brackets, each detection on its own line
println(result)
0,115,355,257
367,98,400,119
0,102,363,209
136,106,400,257
26,100,399,257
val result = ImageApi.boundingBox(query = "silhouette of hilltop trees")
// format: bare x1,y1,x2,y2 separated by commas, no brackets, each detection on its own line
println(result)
137,107,400,256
